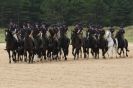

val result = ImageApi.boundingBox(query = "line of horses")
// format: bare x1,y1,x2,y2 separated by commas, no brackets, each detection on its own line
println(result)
5,24,129,63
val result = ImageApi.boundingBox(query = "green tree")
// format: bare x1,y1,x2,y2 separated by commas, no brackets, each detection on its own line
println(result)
110,0,133,26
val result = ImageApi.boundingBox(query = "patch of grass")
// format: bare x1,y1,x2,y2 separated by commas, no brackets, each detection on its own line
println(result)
0,28,5,43
125,26,133,42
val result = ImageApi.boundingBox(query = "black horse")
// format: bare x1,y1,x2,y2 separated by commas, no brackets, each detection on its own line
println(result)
83,29,100,59
98,30,108,58
91,34,99,59
23,31,35,63
5,30,18,63
47,27,60,61
59,30,70,60
40,29,49,60
115,30,129,57
71,32,83,60
16,31,24,62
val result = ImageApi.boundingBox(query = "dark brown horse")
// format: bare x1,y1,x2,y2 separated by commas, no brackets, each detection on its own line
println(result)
59,28,70,60
23,31,35,63
41,29,49,60
115,30,129,57
5,30,18,63
71,31,83,60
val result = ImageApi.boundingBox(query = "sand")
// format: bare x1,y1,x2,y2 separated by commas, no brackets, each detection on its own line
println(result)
0,43,133,88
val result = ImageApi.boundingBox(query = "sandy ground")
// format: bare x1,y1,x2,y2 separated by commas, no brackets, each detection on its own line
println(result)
0,43,133,88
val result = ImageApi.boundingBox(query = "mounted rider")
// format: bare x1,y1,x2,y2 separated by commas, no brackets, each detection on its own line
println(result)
115,25,125,40
109,26,115,37
72,23,83,40
109,26,116,44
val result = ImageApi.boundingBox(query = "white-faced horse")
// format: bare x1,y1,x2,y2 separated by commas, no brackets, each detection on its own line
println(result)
105,30,118,58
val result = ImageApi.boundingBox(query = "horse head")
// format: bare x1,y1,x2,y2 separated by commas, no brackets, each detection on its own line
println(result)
5,29,13,41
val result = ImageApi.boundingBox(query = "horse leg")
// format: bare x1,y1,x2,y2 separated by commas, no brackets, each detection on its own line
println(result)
19,54,23,62
12,51,16,63
17,53,20,62
83,47,87,59
72,46,75,56
58,49,61,61
28,55,31,63
7,50,11,63
24,51,27,62
64,55,67,61
84,52,86,59
117,48,121,56
63,48,67,61
125,48,128,57
102,49,105,59
107,47,111,58
94,52,96,59
43,50,47,60
28,51,32,63
47,50,51,61
77,49,80,59
97,49,99,59
119,48,122,57
96,49,99,59
74,49,76,60
80,48,82,58
122,48,125,58
114,46,118,58
31,51,34,63
91,49,94,57
111,47,114,58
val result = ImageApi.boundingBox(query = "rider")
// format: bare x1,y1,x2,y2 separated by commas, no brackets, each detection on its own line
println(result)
20,23,27,40
116,25,125,40
109,26,115,38
8,21,14,31
73,23,83,36
40,23,48,35
119,25,125,34
99,25,105,36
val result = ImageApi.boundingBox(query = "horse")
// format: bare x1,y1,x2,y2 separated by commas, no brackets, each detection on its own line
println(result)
82,34,91,59
83,30,99,59
105,30,118,58
23,31,35,63
98,30,108,58
115,30,129,57
90,33,99,59
47,27,60,61
71,31,83,60
40,29,49,61
59,29,70,61
5,30,18,63
16,31,24,62
32,29,42,58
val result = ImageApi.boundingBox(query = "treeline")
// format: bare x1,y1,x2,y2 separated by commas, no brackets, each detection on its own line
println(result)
0,0,133,27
